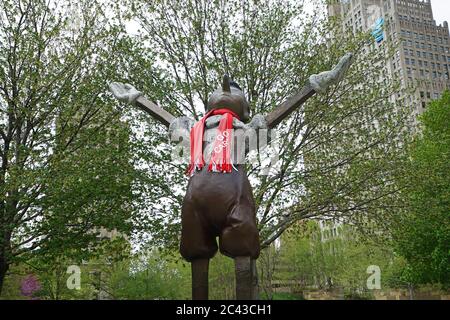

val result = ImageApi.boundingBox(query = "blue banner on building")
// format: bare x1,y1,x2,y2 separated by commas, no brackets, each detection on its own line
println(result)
372,17,384,43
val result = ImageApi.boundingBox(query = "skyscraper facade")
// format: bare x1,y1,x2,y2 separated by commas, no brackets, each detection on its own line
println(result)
328,0,450,117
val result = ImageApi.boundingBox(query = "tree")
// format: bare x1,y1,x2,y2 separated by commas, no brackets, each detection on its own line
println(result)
257,243,281,300
208,254,236,300
122,0,409,251
107,250,191,300
393,91,450,287
277,221,405,299
0,0,154,294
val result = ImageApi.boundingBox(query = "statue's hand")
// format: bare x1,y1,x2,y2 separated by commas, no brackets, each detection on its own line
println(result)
108,82,143,104
309,52,353,94
169,116,194,142
248,114,267,130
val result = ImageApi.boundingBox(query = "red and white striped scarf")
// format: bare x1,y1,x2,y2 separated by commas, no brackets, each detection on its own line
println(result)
187,108,239,176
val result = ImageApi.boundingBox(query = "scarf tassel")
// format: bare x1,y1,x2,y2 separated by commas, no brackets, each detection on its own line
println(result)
208,162,234,173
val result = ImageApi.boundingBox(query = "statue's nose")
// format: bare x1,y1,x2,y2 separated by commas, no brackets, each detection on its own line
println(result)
222,74,231,93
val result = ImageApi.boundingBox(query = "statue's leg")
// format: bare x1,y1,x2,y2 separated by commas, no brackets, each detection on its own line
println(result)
191,259,210,300
220,203,260,300
235,256,253,300
180,199,218,300
234,257,259,300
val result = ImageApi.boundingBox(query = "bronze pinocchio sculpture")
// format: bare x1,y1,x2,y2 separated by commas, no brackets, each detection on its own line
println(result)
109,53,353,300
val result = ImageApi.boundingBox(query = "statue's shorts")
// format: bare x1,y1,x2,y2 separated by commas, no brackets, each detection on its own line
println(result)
179,197,261,261
179,166,261,261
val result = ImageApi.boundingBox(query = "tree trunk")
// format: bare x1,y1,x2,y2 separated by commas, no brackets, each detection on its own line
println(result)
0,231,13,296
0,258,9,296
408,283,414,300
251,259,259,300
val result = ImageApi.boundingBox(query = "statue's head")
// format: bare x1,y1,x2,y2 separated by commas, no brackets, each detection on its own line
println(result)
207,75,250,122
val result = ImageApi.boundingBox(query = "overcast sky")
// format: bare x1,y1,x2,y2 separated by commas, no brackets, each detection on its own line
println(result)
431,0,450,26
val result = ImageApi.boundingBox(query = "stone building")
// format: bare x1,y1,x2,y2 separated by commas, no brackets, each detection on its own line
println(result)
328,0,450,117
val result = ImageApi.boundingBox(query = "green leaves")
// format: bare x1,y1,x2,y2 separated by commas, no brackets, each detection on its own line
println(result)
276,221,406,297
392,91,450,287
0,0,157,294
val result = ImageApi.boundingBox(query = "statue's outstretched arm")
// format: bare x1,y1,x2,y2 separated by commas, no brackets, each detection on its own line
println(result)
109,82,176,128
265,53,353,129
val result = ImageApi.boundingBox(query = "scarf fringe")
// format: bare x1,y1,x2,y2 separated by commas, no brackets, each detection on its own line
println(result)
208,162,233,173
187,163,238,175
186,163,204,176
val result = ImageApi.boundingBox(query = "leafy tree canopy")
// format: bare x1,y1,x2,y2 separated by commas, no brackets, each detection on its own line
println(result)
393,91,450,287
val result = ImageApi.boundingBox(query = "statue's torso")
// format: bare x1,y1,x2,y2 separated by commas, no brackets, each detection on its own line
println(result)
202,115,249,165
170,114,264,166
170,115,256,225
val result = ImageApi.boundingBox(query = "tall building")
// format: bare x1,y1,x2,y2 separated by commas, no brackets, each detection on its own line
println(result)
328,0,450,117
